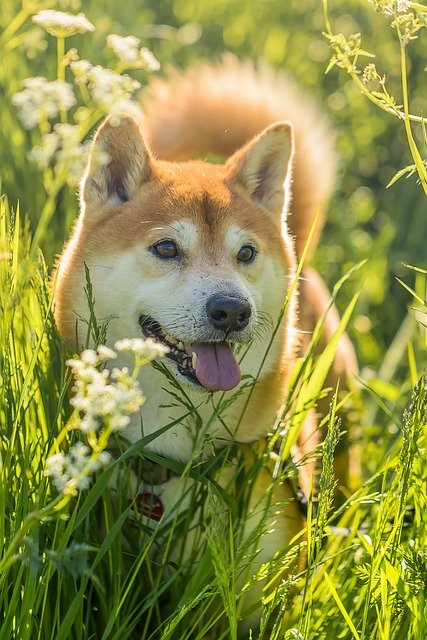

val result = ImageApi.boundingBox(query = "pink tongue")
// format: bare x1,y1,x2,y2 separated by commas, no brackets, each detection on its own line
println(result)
187,342,241,391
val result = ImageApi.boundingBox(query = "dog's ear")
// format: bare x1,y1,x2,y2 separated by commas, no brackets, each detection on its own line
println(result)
226,122,293,216
81,114,152,211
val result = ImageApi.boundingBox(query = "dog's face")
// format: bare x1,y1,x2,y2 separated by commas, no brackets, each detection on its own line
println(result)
56,115,295,392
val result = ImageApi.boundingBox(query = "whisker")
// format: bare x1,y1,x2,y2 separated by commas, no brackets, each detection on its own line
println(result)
285,274,312,283
288,328,313,335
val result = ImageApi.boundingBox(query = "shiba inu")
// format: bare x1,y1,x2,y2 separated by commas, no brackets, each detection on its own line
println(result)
54,57,357,630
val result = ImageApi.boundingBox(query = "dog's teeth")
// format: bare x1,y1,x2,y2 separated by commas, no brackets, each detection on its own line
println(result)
191,352,197,370
177,341,184,351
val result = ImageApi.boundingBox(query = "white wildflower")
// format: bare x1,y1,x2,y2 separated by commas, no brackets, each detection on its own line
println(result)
368,0,410,15
67,346,145,433
45,442,110,495
97,345,117,360
80,349,99,366
77,415,97,433
107,99,144,125
89,66,141,107
107,34,141,62
31,121,99,187
70,59,93,84
114,337,169,359
70,63,142,117
20,27,48,60
28,122,88,185
62,48,81,69
54,122,80,143
53,123,88,186
29,132,60,169
70,58,144,119
46,338,152,497
110,414,131,430
12,77,76,129
107,34,160,72
45,452,66,482
98,451,112,466
139,48,161,72
78,346,115,365
69,442,91,464
32,10,95,38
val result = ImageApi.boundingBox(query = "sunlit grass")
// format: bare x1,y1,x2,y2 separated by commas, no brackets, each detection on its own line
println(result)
1,191,426,639
0,1,426,639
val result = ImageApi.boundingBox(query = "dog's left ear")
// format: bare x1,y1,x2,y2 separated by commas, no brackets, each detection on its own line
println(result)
81,114,152,212
226,122,293,216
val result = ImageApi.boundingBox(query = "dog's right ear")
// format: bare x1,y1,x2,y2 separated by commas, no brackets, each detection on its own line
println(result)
81,114,152,212
226,122,293,217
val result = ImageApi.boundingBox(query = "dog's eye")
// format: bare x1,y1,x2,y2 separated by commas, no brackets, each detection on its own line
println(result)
237,245,257,264
152,240,179,259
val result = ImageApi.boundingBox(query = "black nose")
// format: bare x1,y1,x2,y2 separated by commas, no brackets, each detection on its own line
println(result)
206,295,252,332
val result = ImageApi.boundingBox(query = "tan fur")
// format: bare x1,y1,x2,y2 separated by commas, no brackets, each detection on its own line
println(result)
142,56,338,257
54,58,357,631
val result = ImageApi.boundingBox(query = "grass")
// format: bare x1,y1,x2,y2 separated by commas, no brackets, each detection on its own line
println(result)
1,192,426,639
0,1,427,639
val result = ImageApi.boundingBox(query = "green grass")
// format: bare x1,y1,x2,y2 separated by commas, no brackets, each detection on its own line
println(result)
0,1,426,638
1,188,426,640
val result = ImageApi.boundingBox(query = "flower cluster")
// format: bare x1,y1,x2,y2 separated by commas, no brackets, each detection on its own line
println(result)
107,34,160,71
32,10,95,38
29,122,89,185
11,8,161,191
70,60,143,119
12,77,76,129
115,337,169,359
67,345,146,433
362,63,381,84
392,12,426,44
19,27,48,60
45,443,111,495
45,338,167,496
324,31,373,74
368,0,410,15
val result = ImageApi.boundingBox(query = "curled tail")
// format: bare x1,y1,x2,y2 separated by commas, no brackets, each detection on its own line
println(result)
141,56,338,256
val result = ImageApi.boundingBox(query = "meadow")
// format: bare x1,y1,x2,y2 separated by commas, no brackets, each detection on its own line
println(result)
0,1,426,638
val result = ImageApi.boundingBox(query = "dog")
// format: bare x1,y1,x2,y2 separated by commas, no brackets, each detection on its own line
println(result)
54,57,357,632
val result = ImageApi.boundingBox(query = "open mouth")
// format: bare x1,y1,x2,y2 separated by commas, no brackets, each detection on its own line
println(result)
139,315,242,392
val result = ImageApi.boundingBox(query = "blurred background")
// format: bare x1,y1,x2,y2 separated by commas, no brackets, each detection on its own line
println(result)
1,0,426,425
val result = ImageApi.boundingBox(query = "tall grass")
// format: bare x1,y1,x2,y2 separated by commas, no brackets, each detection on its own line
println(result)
0,1,426,639
1,193,425,639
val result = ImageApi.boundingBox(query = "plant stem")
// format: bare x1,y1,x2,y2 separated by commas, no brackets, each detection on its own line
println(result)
398,36,427,195
57,36,65,82
57,35,67,123
322,0,426,125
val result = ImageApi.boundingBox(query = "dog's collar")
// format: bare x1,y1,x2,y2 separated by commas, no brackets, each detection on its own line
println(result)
112,444,308,521
135,459,177,520
138,458,175,485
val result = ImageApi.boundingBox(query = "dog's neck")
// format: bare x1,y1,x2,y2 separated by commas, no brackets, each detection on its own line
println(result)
115,311,295,463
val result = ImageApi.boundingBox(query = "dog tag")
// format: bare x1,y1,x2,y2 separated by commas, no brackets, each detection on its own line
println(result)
136,491,164,521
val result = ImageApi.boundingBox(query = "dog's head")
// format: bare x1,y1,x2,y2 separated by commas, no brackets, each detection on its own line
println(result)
56,115,296,392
